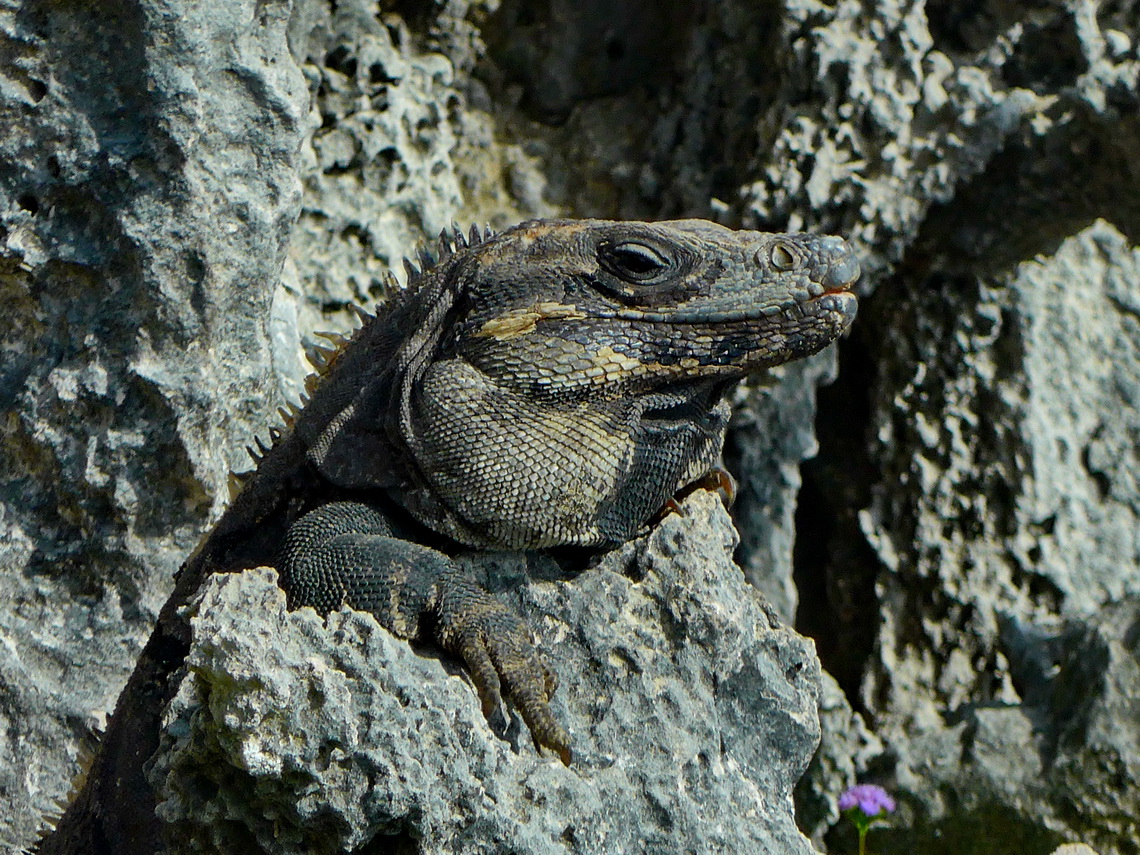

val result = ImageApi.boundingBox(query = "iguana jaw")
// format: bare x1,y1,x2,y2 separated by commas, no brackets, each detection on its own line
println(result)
596,287,857,326
460,220,861,392
464,287,858,393
473,290,858,336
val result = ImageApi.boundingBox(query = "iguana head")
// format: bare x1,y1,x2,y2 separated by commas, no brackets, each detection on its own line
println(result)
309,218,859,549
450,218,859,397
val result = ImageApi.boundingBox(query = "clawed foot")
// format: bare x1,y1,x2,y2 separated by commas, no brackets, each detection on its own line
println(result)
652,465,738,524
687,465,736,507
434,570,572,765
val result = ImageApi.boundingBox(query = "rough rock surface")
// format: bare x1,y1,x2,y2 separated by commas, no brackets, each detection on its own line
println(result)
0,1,308,849
149,493,821,855
780,1,1140,849
3,0,1140,853
781,2,1140,849
836,221,1140,855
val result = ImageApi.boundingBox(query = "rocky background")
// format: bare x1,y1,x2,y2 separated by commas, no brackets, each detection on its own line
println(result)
1,0,1138,853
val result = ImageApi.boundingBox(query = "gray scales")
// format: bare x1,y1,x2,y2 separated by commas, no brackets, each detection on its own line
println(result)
34,218,859,854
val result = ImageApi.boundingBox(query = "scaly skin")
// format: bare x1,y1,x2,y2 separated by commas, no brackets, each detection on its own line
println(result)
35,218,858,854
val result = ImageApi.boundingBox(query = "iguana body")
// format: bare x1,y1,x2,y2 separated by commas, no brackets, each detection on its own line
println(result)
35,218,858,854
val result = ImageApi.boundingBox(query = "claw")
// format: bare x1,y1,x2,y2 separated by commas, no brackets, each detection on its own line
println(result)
435,572,572,764
459,630,504,721
653,467,738,524
532,717,572,766
704,466,737,507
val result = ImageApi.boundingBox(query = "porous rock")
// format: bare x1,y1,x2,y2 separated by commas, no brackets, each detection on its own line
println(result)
150,492,822,855
726,2,1140,852
5,0,1140,851
847,221,1140,855
0,1,308,848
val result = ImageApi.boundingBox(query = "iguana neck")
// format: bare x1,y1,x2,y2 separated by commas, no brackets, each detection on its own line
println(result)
395,356,733,549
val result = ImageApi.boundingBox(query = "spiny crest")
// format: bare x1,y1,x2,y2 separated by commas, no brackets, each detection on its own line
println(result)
242,400,303,467
304,329,348,374
236,223,498,491
296,223,496,420
278,401,302,426
241,308,370,477
401,222,496,290
227,468,253,500
423,221,493,269
302,300,380,397
31,727,104,846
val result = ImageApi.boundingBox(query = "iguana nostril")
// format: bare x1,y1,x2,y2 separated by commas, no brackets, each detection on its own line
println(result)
825,253,860,290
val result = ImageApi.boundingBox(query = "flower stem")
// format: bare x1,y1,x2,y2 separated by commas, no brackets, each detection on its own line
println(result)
857,826,867,855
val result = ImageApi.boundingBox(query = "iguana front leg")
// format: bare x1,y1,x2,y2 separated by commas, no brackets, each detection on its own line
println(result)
278,501,570,764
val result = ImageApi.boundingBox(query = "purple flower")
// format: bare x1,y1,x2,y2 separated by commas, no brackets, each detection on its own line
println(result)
839,784,896,817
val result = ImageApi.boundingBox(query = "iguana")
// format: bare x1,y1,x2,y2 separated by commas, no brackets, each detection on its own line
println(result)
34,217,859,855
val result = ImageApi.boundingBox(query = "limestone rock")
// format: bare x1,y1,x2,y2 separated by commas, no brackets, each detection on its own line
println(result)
0,1,307,848
149,493,821,854
846,221,1140,855
4,0,1140,851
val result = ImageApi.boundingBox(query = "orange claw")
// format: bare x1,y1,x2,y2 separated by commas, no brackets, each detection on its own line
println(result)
555,743,572,767
704,466,737,507
651,465,738,524
529,714,572,766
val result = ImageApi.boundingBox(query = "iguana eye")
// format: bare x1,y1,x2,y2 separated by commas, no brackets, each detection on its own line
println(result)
769,240,800,270
598,241,672,283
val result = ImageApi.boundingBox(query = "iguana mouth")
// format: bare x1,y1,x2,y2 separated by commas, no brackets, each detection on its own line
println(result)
482,299,856,330
601,290,858,325
809,291,859,329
